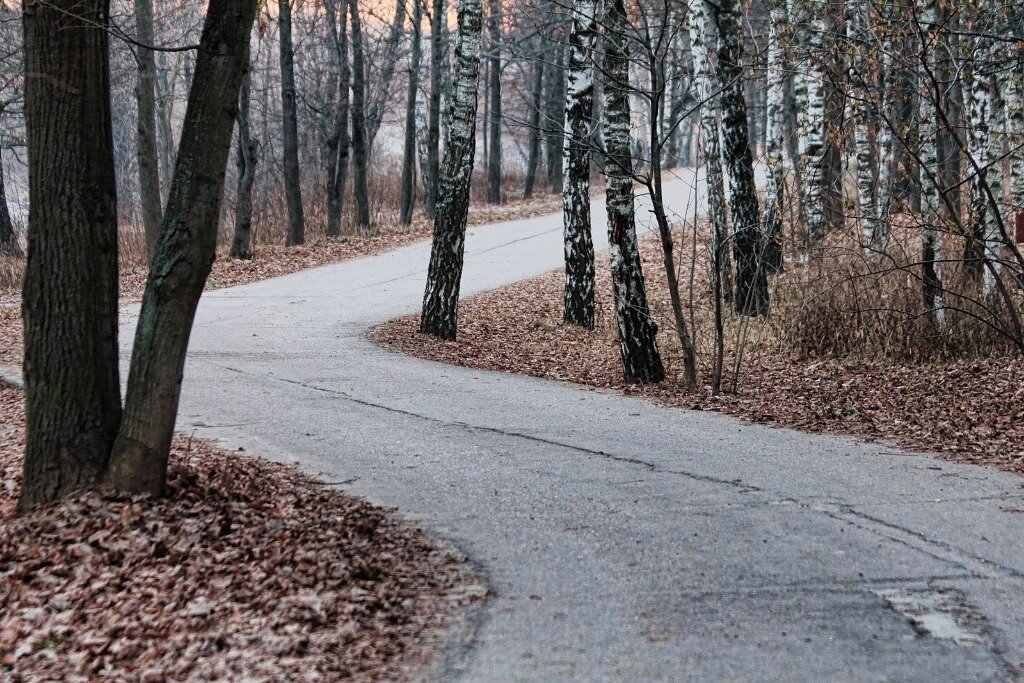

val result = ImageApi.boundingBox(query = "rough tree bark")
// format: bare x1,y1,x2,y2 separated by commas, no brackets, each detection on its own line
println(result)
279,0,305,246
350,0,372,232
561,0,598,329
0,160,20,257
419,0,484,339
425,0,445,218
134,0,163,258
714,0,768,316
20,0,122,508
230,68,257,260
400,0,423,225
603,0,664,384
688,0,731,300
107,0,259,496
486,0,502,204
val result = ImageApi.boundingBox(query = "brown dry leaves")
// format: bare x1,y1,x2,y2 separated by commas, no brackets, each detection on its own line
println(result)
371,235,1024,478
0,384,481,681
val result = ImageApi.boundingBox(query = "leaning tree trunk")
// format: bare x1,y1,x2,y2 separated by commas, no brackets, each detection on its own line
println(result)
419,0,484,339
134,0,163,258
107,0,259,496
279,0,305,246
603,0,664,384
523,45,544,198
230,68,257,260
688,0,732,301
326,0,351,238
0,160,21,257
486,0,502,204
349,0,372,232
400,0,423,225
20,0,122,509
561,0,598,329
762,0,786,272
714,0,768,316
425,0,445,219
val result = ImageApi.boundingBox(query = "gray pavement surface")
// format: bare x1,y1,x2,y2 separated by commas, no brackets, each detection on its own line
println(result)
88,169,1024,679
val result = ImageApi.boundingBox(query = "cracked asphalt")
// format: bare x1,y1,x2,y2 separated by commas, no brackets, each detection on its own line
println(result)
135,169,1024,679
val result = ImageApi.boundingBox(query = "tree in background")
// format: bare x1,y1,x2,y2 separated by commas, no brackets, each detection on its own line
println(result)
279,0,305,246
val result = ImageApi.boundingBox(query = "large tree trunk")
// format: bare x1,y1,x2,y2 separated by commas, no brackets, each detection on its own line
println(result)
486,0,502,204
230,68,257,260
349,0,372,232
688,0,732,303
20,0,122,509
561,0,597,329
279,0,305,246
603,0,664,384
326,0,351,238
0,160,21,257
400,0,423,225
419,0,484,339
714,0,768,316
107,0,258,496
523,48,544,199
763,0,786,271
425,0,445,219
134,0,163,258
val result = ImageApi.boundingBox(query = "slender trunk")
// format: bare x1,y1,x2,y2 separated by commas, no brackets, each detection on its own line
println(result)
545,34,566,193
107,0,258,496
714,0,768,316
365,0,409,149
688,0,732,303
419,0,484,339
523,50,544,198
603,0,664,384
561,0,597,328
349,0,372,232
279,0,305,245
848,0,880,256
425,0,444,218
794,0,828,248
20,0,121,508
326,0,351,238
0,160,21,257
1009,66,1024,225
156,52,176,201
763,0,786,272
967,37,999,295
486,0,502,204
231,69,257,259
917,0,944,318
400,0,423,225
416,84,432,203
134,0,162,258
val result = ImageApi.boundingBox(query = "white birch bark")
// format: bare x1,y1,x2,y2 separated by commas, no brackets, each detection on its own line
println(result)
792,0,827,247
848,0,880,256
917,0,943,318
763,0,786,271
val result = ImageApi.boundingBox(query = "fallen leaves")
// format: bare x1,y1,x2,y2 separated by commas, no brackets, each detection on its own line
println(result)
0,384,482,680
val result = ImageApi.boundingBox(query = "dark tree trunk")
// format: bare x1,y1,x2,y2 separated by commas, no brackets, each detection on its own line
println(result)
419,0,483,339
279,0,305,246
20,0,122,509
0,160,21,257
523,48,544,199
545,36,566,193
349,0,372,232
400,0,423,225
425,0,444,218
326,0,350,238
561,0,597,328
231,69,257,260
365,0,408,150
603,0,664,384
107,0,258,496
486,0,502,204
715,0,768,316
134,0,163,258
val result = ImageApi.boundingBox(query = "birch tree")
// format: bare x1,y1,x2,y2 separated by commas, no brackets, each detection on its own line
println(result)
793,0,828,248
420,0,484,339
763,0,786,271
848,0,881,256
603,0,664,384
561,0,599,328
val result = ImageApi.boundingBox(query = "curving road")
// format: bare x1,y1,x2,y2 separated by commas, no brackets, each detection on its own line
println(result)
160,169,1023,680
